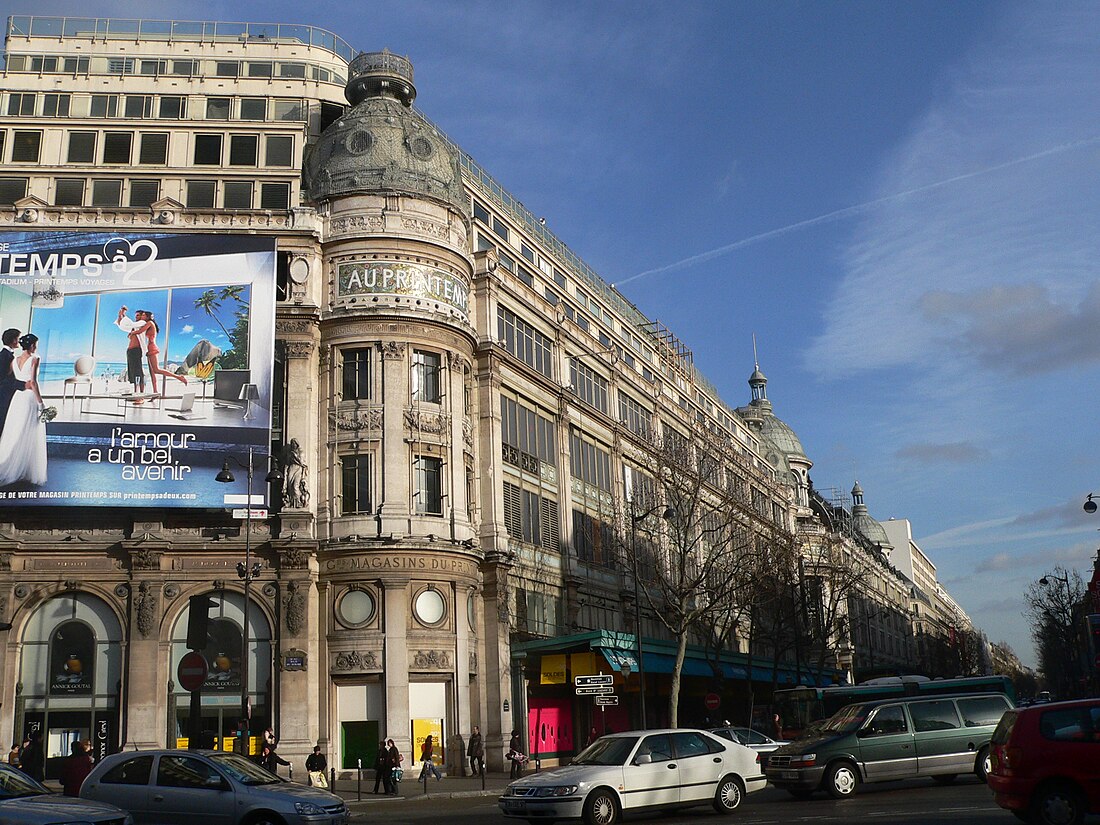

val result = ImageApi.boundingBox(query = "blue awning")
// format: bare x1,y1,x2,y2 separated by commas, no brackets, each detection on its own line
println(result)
598,647,639,672
641,652,747,679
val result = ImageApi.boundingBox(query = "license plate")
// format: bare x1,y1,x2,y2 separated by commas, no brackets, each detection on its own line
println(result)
504,799,525,811
782,771,800,780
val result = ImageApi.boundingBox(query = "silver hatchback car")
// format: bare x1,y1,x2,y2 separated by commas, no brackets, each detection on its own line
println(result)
81,749,347,825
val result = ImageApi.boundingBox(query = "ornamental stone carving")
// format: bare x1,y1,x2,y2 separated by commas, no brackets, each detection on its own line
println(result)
279,439,310,510
462,419,474,450
412,649,451,669
399,216,450,240
330,408,383,432
130,548,161,570
403,409,450,435
276,320,313,335
135,581,157,638
447,351,465,372
469,650,477,673
329,215,385,235
284,581,308,635
279,545,308,570
381,342,406,360
284,341,314,359
319,347,330,368
0,552,10,571
334,650,379,671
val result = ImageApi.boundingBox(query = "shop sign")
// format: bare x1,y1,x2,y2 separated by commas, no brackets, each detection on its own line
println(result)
49,620,94,695
336,260,469,320
540,654,567,684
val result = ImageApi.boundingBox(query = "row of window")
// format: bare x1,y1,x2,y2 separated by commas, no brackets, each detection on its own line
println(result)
339,454,443,516
6,53,345,84
338,347,445,404
2,129,295,168
0,176,291,210
5,91,307,122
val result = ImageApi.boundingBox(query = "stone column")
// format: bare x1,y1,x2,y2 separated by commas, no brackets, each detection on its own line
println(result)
274,569,315,766
380,343,409,537
382,576,411,755
126,554,169,750
453,584,472,774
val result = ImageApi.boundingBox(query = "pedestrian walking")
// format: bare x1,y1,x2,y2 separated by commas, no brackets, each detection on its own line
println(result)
7,741,20,766
263,726,277,750
257,744,291,775
60,740,93,797
372,740,391,794
467,725,484,776
306,744,328,788
19,731,43,781
386,738,403,792
508,730,524,779
419,734,442,781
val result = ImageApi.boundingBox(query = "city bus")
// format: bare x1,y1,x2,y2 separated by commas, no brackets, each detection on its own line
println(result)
773,675,1015,739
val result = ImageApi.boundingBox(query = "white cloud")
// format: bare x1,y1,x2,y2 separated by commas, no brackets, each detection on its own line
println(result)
181,324,194,334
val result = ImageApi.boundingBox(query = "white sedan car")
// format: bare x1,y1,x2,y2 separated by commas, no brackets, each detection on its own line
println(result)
498,728,766,825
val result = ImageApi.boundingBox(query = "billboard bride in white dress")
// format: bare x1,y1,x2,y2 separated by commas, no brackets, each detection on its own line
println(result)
0,333,47,485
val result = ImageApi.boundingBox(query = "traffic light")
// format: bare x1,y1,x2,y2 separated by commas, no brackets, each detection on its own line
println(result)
186,595,218,651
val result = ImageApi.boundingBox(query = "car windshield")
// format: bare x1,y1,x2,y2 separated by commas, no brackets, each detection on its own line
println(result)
0,764,49,799
571,736,639,766
208,752,282,785
820,704,868,734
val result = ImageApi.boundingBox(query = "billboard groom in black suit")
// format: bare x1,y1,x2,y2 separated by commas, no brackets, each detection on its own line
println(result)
0,328,28,438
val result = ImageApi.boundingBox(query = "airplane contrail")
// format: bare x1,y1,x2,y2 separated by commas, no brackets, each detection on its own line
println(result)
614,136,1100,288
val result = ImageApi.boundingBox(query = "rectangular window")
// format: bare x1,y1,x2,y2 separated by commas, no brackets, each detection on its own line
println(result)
569,432,612,491
473,201,490,224
619,393,652,438
265,135,293,167
414,456,443,515
278,63,306,78
229,135,258,166
7,93,36,116
500,396,556,467
340,454,372,515
273,100,305,121
67,132,96,163
341,348,372,400
54,178,85,206
128,180,159,208
158,96,186,119
247,62,273,78
138,133,169,165
491,215,509,243
497,306,553,377
259,182,290,210
502,481,558,550
90,94,118,117
206,98,231,120
11,131,41,163
215,61,240,77
520,242,535,263
124,96,152,118
107,58,134,74
222,181,253,209
185,180,216,209
569,358,609,414
63,56,90,74
239,98,267,121
42,93,70,117
101,132,133,164
0,178,29,205
140,59,167,75
90,179,122,207
193,134,222,165
171,59,197,76
30,56,57,73
7,93,35,116
573,509,615,567
411,350,442,403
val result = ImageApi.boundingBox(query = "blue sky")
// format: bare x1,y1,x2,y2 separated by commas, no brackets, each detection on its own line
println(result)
21,0,1100,667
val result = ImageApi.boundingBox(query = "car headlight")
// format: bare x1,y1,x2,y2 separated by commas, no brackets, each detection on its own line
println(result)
789,753,816,767
294,801,324,815
536,785,579,797
505,784,516,796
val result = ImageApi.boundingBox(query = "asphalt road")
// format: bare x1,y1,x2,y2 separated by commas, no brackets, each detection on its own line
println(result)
348,776,1026,825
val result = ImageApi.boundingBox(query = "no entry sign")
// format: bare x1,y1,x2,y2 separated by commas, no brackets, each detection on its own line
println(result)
177,651,209,692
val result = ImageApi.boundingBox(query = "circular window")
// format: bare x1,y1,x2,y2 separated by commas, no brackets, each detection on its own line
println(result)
337,589,376,628
409,135,434,160
414,588,446,626
346,129,374,155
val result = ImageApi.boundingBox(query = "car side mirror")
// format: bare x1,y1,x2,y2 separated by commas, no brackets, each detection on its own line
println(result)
205,776,229,790
634,753,652,765
856,727,872,738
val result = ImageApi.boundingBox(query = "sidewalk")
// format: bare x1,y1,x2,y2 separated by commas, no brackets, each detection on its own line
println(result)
332,769,514,805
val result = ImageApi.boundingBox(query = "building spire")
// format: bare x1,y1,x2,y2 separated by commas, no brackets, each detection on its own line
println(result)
749,334,768,404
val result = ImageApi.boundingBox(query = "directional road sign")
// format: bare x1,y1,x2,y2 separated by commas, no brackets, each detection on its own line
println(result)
595,696,619,706
575,686,615,695
574,674,614,687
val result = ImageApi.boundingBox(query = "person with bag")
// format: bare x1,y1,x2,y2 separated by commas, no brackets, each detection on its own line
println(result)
419,734,442,781
306,744,328,788
386,738,403,791
371,740,391,794
507,729,525,779
467,725,484,776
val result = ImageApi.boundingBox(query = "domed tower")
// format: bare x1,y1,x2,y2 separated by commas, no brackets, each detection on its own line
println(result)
304,51,479,761
736,357,813,511
851,481,892,551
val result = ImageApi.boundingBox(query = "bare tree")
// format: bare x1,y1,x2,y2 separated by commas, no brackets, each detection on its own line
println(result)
617,423,793,727
1024,567,1088,698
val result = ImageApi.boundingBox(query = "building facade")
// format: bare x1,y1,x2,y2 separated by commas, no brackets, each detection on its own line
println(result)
0,15,979,778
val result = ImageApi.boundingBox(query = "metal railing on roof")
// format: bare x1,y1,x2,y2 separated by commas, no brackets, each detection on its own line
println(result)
6,16,356,63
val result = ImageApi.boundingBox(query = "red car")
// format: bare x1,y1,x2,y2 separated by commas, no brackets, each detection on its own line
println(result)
987,697,1100,825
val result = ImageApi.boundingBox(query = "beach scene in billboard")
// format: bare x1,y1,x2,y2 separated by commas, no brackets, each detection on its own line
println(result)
0,231,275,508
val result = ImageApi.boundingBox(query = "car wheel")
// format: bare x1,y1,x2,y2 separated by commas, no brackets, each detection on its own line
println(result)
713,775,744,813
824,762,859,799
583,789,618,825
975,747,992,782
1031,783,1087,825
932,774,957,785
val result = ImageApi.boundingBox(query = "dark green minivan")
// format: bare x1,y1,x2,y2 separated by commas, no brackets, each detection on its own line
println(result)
765,692,1013,798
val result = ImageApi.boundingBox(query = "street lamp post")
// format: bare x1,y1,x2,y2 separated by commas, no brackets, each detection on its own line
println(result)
628,505,673,731
215,446,282,754
1038,571,1077,697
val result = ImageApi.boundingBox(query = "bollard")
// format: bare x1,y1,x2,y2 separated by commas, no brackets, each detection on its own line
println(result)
357,758,362,802
289,762,293,782
481,761,485,792
330,766,336,791
423,760,429,796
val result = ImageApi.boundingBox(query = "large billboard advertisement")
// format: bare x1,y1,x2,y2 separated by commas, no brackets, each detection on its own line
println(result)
0,231,275,508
